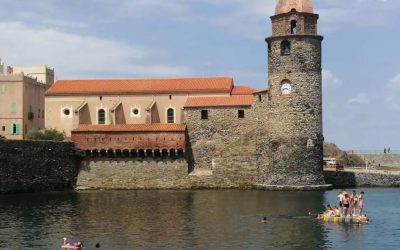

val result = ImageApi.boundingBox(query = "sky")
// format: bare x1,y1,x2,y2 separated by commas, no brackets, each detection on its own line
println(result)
0,0,400,151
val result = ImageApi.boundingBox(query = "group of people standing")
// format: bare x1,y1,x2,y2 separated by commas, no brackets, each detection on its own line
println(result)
324,190,365,218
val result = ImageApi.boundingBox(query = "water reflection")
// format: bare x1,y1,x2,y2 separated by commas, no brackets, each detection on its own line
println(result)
0,190,331,249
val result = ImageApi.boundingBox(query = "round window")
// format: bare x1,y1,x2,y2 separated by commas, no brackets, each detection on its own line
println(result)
63,109,71,116
132,108,139,115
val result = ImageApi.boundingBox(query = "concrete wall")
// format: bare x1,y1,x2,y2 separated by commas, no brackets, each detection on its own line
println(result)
324,170,400,188
12,66,55,85
0,140,80,193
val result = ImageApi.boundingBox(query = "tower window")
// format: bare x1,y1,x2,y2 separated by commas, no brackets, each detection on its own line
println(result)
258,95,262,102
290,20,298,34
98,109,106,124
238,110,245,119
167,108,174,123
201,110,208,120
169,95,172,100
281,40,291,56
268,43,271,53
99,96,103,101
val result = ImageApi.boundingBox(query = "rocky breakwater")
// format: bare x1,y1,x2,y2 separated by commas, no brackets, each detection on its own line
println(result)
0,140,80,193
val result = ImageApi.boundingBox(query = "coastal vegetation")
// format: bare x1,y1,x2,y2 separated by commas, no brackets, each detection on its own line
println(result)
25,128,66,141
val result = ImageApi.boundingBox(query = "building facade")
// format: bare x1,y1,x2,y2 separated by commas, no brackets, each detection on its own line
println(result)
0,60,54,140
45,0,326,188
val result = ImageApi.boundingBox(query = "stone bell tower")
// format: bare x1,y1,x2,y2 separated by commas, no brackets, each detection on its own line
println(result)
258,0,327,188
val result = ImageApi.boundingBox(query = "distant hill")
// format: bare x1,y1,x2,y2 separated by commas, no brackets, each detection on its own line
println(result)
324,142,365,167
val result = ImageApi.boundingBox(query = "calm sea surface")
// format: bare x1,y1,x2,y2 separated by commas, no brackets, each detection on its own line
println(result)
0,188,399,250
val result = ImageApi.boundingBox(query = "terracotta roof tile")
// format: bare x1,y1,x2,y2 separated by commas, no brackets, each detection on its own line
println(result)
231,85,257,95
46,77,233,96
72,124,186,132
253,87,269,94
184,96,253,108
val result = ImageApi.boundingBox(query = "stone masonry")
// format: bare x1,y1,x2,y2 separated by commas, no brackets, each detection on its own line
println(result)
184,7,326,187
76,5,327,190
0,140,80,193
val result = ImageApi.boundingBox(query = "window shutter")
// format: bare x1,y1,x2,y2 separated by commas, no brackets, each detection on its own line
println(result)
10,103,17,114
16,124,20,135
10,125,14,134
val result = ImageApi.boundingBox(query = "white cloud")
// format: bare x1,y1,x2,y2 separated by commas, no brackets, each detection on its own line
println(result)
385,73,400,109
322,69,343,89
317,0,400,33
0,22,191,78
201,0,275,39
388,73,400,89
348,93,370,104
109,0,191,20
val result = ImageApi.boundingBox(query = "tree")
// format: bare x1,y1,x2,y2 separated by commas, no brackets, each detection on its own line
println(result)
25,128,66,141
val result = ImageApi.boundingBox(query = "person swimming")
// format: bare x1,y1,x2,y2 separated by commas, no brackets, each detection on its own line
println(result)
261,217,268,223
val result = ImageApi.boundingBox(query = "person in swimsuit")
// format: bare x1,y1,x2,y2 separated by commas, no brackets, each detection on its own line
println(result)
325,204,335,217
342,194,350,216
334,206,340,217
350,190,359,216
359,191,365,215
261,217,268,223
337,191,344,216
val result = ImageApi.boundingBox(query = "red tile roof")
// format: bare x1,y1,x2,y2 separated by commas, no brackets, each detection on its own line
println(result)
46,77,233,96
184,95,253,108
72,124,186,132
253,87,269,94
231,85,257,95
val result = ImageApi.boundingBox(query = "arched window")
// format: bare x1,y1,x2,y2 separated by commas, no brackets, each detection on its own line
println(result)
98,109,106,124
167,108,174,123
290,20,298,34
281,40,291,56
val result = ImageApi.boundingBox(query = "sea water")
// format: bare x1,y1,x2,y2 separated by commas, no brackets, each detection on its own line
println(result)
0,188,399,249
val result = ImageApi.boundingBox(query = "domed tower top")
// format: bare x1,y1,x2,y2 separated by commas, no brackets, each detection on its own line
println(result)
269,0,319,36
275,0,314,15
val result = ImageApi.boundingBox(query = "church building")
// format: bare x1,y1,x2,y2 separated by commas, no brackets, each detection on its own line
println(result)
45,0,327,189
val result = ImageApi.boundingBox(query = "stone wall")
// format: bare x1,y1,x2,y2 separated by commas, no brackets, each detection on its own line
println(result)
356,154,400,168
0,140,80,193
78,155,258,190
324,170,400,188
261,30,325,186
185,106,256,169
78,159,190,189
